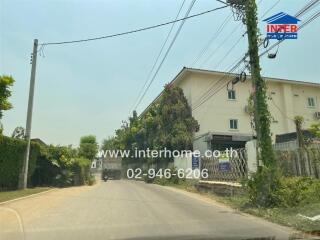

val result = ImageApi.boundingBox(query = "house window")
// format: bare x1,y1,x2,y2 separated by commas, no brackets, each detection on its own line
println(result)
307,97,315,107
229,119,238,130
228,90,236,100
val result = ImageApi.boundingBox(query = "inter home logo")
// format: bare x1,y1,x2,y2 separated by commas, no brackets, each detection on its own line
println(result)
263,12,300,40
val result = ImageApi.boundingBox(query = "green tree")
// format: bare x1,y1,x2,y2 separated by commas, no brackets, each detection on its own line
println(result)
0,75,14,119
101,136,117,151
309,122,320,138
78,135,98,160
154,84,199,151
103,85,199,169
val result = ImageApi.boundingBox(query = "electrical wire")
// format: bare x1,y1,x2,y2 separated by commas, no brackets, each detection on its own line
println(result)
190,13,233,67
198,22,240,67
192,6,320,111
260,0,281,19
295,0,319,18
270,97,294,121
133,0,198,111
197,0,264,68
212,34,244,70
39,5,228,46
211,0,281,71
191,0,319,111
258,10,320,58
129,0,187,114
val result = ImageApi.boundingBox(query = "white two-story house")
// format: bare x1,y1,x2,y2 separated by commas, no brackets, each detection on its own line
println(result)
141,67,320,153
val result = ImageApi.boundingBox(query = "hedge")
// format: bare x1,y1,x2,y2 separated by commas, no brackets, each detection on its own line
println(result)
0,136,93,190
72,158,91,186
31,145,59,187
0,135,40,191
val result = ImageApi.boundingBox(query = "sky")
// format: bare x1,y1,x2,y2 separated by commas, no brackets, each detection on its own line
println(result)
1,0,319,147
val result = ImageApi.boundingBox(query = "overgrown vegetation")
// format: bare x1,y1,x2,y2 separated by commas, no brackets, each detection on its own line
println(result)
0,135,97,191
0,75,15,135
310,122,320,138
0,75,14,120
0,135,40,190
78,135,99,161
0,73,97,191
222,177,320,234
155,176,320,234
102,84,199,170
244,0,282,208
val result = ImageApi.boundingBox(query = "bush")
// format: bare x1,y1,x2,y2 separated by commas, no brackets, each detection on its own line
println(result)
275,177,320,208
87,175,96,186
153,177,170,185
72,157,91,186
247,166,282,207
53,169,74,187
0,136,40,190
31,145,59,187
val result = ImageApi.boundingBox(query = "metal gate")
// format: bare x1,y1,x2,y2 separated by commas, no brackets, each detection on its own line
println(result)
200,148,248,182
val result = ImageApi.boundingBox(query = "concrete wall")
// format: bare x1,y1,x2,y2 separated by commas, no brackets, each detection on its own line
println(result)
174,155,200,179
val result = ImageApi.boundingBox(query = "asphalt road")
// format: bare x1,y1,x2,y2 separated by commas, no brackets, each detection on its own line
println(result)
1,180,297,240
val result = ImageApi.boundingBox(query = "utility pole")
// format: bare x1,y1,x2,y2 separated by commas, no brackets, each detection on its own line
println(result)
244,0,275,166
227,0,280,207
227,0,275,166
19,39,38,189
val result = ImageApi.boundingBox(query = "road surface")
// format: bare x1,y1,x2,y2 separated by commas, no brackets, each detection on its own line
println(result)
1,180,297,240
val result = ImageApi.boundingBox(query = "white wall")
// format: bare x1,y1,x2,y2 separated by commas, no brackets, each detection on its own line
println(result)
174,155,200,179
175,71,320,143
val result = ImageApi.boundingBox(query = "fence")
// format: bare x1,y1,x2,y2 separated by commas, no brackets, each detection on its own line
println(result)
275,147,320,179
200,143,320,182
200,148,247,182
273,140,320,151
273,140,298,151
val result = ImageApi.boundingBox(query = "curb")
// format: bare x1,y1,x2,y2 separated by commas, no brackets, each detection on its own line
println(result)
0,188,56,205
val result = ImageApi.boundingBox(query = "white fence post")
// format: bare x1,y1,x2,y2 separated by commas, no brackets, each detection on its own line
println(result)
246,140,258,177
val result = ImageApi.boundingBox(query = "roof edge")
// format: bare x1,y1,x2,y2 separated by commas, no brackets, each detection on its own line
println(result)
139,67,320,118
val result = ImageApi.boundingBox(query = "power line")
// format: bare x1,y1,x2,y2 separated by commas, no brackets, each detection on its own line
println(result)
40,5,228,46
130,0,187,114
192,59,246,111
295,0,319,17
191,0,319,111
190,13,233,66
133,0,198,111
258,10,320,58
213,0,281,71
192,48,247,109
270,97,294,121
197,0,264,68
212,34,244,70
260,0,281,19
198,22,240,67
192,10,320,111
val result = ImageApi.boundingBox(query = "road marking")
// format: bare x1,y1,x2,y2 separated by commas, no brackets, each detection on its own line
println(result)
0,206,25,239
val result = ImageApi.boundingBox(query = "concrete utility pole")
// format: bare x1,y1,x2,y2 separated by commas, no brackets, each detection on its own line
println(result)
20,39,38,189
227,0,275,166
244,0,274,165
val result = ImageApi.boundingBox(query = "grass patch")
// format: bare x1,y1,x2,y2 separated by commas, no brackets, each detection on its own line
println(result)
0,187,51,203
154,179,320,235
219,195,320,235
153,177,198,191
